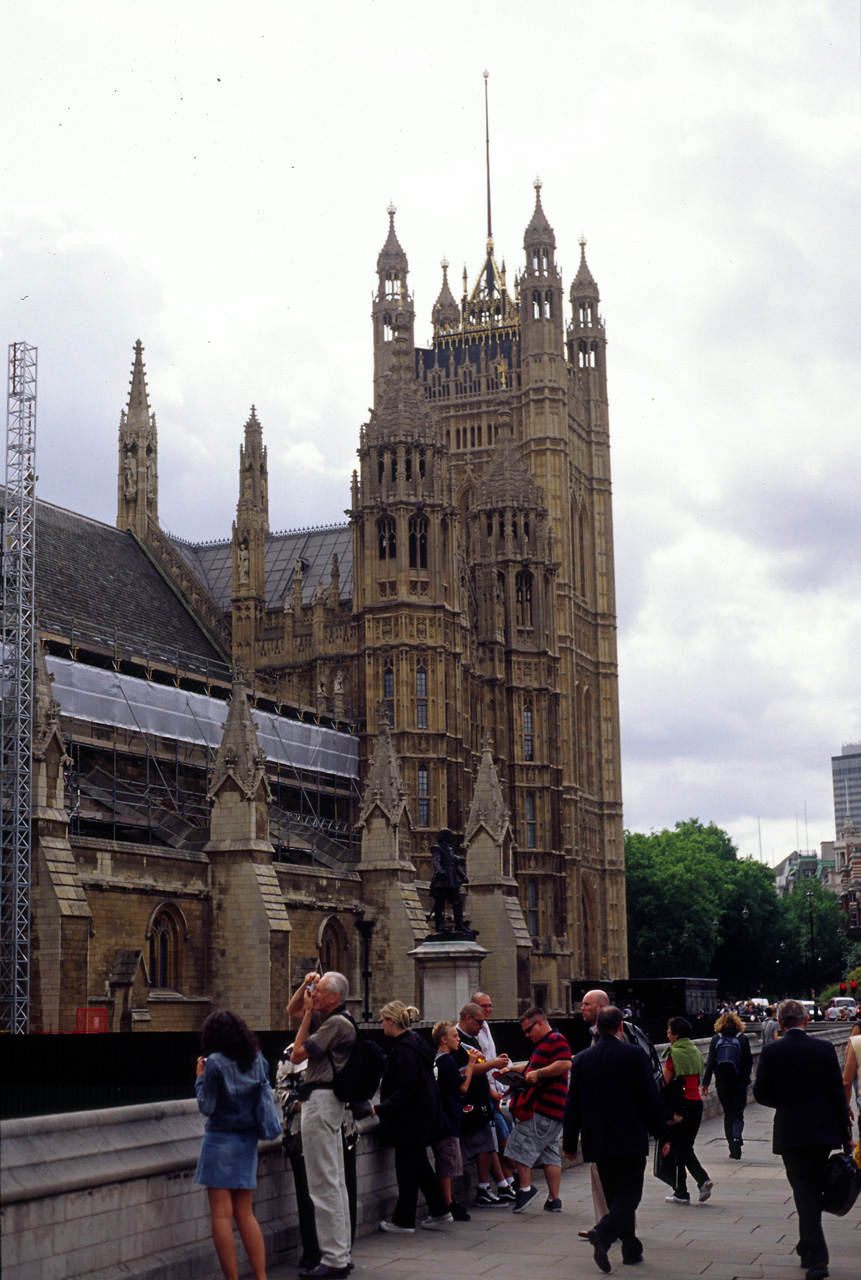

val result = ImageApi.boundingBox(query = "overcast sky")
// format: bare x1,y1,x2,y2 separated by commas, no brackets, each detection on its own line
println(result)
2,1,858,866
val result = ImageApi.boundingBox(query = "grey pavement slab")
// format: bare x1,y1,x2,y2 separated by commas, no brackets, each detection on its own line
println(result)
268,1104,859,1280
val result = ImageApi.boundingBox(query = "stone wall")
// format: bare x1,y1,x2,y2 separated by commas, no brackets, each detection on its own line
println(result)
0,1097,409,1280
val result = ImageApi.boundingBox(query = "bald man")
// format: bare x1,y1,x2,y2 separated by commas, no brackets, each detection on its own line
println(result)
580,991,612,1228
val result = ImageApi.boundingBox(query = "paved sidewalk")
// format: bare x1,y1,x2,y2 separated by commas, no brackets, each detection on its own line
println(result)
269,1104,859,1280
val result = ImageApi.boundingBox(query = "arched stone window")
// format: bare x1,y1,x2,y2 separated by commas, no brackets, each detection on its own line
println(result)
383,661,395,728
319,916,348,974
378,516,396,562
516,571,533,627
409,515,428,570
525,793,537,849
416,662,428,729
146,903,187,990
523,704,534,762
527,879,539,937
417,764,430,827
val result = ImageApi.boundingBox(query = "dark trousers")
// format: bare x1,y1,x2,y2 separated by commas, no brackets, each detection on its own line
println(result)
593,1156,645,1256
392,1144,448,1227
782,1145,831,1266
670,1100,709,1197
715,1067,747,1143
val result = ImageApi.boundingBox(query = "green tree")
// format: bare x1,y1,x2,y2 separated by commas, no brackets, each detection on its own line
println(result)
625,819,738,982
625,818,783,999
775,880,846,1000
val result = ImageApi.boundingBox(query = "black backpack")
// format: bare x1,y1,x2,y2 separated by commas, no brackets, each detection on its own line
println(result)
326,1013,386,1105
623,1020,664,1089
714,1034,742,1073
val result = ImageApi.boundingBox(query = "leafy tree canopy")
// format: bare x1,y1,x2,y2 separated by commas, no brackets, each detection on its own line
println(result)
624,819,849,1000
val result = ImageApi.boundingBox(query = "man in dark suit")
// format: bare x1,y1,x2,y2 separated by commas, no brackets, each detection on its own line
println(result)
754,998,851,1280
563,1006,670,1273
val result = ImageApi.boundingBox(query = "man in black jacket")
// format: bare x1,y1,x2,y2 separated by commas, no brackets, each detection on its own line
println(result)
754,998,852,1280
563,1006,670,1273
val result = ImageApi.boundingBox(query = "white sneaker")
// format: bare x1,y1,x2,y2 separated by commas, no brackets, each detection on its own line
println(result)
421,1213,454,1229
380,1220,415,1233
664,1194,690,1204
698,1179,714,1203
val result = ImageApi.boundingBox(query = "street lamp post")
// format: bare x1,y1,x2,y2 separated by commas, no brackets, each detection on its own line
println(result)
806,889,816,1001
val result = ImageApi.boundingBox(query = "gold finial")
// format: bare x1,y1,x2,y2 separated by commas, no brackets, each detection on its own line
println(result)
387,201,397,220
441,256,449,272
534,175,543,194
579,234,587,251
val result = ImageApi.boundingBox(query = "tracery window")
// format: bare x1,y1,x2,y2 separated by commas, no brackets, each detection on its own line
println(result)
525,793,537,849
409,515,428,570
417,764,430,827
416,663,428,729
383,664,395,728
147,905,184,990
516,571,533,627
523,705,534,762
378,516,396,562
320,917,346,973
527,878,539,936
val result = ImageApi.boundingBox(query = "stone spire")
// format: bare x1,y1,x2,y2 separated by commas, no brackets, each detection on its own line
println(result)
432,258,460,332
208,670,271,808
571,235,598,294
523,176,556,251
33,641,69,768
117,339,158,536
358,707,410,831
373,203,415,401
465,730,511,847
232,406,268,671
237,405,269,533
377,202,409,278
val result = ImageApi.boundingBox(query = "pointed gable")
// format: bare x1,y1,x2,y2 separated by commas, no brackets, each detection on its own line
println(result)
465,730,512,846
207,670,271,803
357,709,410,829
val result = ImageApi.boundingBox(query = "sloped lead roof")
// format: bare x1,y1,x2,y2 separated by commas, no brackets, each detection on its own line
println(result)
173,525,353,611
2,490,224,672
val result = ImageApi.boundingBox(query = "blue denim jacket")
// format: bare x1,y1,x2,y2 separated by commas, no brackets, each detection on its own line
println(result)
195,1050,268,1132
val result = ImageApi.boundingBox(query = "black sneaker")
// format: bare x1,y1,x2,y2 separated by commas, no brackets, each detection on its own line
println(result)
543,1197,562,1212
448,1201,471,1222
495,1184,516,1202
513,1185,541,1213
474,1187,500,1206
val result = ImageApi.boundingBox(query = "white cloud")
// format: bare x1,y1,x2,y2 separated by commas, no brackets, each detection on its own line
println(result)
1,0,858,864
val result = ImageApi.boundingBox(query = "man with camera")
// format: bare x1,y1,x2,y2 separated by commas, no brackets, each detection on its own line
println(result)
288,972,356,1280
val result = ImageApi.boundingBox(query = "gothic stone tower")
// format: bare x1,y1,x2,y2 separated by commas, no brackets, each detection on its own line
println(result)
358,186,627,999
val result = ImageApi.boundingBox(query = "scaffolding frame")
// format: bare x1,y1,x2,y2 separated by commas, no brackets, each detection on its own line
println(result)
1,342,37,1034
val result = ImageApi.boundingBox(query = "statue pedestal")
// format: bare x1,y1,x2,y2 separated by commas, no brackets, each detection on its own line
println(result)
409,938,489,1023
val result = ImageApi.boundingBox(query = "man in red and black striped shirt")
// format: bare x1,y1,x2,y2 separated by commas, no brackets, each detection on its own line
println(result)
502,1007,572,1212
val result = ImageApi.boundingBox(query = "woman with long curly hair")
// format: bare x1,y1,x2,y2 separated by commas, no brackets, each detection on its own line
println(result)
701,1009,753,1158
373,1000,451,1233
195,1009,270,1280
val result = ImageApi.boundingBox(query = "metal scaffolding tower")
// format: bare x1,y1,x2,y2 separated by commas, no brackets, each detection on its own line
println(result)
1,342,37,1034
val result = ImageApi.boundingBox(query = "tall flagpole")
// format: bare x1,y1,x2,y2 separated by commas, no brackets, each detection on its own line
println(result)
484,70,492,241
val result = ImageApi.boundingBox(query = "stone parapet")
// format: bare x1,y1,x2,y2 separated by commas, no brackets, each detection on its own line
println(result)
0,1097,409,1280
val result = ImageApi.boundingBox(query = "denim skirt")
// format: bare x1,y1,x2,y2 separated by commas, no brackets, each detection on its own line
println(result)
195,1127,259,1189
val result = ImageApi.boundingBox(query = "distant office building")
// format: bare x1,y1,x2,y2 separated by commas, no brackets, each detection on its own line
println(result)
832,743,861,833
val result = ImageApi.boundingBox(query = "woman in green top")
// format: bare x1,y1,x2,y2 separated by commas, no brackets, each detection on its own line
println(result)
662,1016,714,1205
